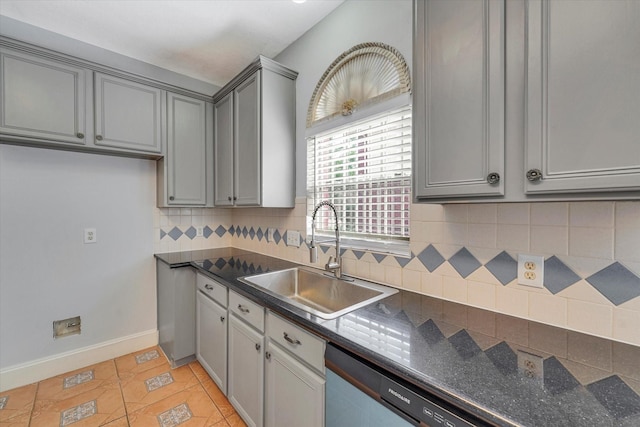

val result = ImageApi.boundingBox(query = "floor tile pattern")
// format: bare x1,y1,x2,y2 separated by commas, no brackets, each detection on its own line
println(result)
0,347,246,427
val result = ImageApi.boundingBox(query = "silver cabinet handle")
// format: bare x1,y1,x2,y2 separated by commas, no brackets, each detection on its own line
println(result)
220,316,225,322
238,304,250,314
205,284,213,291
96,135,103,141
487,172,500,184
527,169,543,182
283,332,301,346
255,343,261,352
76,132,84,139
265,351,271,360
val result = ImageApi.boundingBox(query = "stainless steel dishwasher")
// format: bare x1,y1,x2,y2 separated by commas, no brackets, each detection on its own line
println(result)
325,343,485,427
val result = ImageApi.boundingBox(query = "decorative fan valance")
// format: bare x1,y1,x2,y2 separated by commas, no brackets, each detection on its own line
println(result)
306,42,411,128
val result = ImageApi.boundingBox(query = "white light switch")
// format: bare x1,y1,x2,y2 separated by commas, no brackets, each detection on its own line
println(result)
84,228,97,244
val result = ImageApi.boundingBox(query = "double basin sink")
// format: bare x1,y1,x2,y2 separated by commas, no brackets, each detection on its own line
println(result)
240,266,398,320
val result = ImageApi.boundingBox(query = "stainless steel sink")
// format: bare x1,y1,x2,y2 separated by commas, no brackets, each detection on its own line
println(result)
240,267,397,320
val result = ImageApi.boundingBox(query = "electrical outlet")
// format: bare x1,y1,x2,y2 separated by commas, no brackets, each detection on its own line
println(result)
84,228,97,244
286,230,301,247
196,226,204,237
266,228,275,242
517,254,544,288
517,350,544,384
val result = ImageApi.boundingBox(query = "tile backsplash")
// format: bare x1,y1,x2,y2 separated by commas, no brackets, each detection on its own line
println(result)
154,199,640,347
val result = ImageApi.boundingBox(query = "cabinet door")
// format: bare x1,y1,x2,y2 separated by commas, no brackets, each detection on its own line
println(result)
196,291,228,394
413,0,505,199
94,72,163,154
525,0,640,194
265,343,324,427
228,314,264,427
166,93,208,205
234,72,262,206
214,92,235,206
0,49,88,145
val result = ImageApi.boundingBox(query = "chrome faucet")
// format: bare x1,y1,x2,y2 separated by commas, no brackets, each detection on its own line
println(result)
309,200,342,279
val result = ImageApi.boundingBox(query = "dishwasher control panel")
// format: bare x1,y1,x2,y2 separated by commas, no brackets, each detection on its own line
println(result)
380,377,475,427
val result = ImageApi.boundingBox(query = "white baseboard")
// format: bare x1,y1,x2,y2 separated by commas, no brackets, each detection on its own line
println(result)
0,329,158,392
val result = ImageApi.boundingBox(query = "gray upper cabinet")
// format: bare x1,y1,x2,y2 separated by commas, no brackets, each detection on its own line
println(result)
525,0,640,194
0,48,90,146
213,56,297,208
94,72,164,155
158,92,213,207
413,0,505,200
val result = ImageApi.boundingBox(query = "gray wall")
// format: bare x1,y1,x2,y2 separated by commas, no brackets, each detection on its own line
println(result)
275,0,413,197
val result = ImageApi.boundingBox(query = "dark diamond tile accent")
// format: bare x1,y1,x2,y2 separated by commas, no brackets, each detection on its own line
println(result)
160,230,167,239
242,226,248,238
340,248,347,256
587,375,640,419
394,310,412,325
185,226,197,239
448,248,482,278
168,227,183,241
373,253,387,263
273,229,282,244
485,251,517,285
320,245,330,254
544,256,581,294
203,226,213,238
586,262,640,305
353,250,365,260
228,225,236,236
417,319,445,346
395,255,412,268
417,245,446,272
228,258,236,267
543,357,580,395
448,329,482,360
485,342,517,376
249,227,256,239
215,225,226,237
202,259,213,270
214,258,227,269
257,228,264,241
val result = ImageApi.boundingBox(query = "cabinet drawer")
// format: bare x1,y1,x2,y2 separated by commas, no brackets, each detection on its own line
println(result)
267,311,325,373
229,290,264,332
196,274,227,307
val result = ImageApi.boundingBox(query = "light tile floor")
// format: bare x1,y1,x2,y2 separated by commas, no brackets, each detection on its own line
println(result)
0,346,247,427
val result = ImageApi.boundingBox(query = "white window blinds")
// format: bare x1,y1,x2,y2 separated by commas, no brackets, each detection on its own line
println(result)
307,106,412,243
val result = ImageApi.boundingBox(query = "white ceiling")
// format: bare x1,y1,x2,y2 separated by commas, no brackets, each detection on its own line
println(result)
0,0,344,87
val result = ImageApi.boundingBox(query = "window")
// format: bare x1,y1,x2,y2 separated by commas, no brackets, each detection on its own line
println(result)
307,106,411,252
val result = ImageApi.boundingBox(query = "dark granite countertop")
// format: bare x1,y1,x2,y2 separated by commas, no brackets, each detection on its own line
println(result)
155,249,640,427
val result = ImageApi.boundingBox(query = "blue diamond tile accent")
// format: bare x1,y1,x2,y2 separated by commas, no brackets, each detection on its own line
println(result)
185,226,197,239
203,226,213,238
485,251,517,285
160,230,167,239
340,248,347,256
228,225,235,236
448,329,482,360
395,255,413,268
544,256,581,294
543,357,580,395
417,319,445,346
273,229,282,244
202,259,213,270
257,228,264,241
372,253,387,263
320,245,330,254
249,227,256,239
242,227,248,238
352,250,365,260
215,225,226,237
586,262,640,305
448,248,482,278
168,227,183,241
587,375,640,419
214,258,227,269
417,245,446,272
485,342,517,376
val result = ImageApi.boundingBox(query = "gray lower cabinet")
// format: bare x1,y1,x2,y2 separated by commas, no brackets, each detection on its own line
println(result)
213,56,297,208
0,47,90,146
413,0,505,199
525,0,640,194
94,72,164,155
158,93,213,206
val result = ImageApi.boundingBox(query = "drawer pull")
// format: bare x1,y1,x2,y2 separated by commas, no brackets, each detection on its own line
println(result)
238,304,250,314
265,351,271,360
205,284,214,291
486,172,500,184
220,316,225,322
76,132,84,139
255,343,261,352
283,332,301,346
526,168,543,182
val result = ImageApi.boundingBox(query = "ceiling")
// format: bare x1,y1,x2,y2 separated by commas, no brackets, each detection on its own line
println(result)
0,0,344,87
